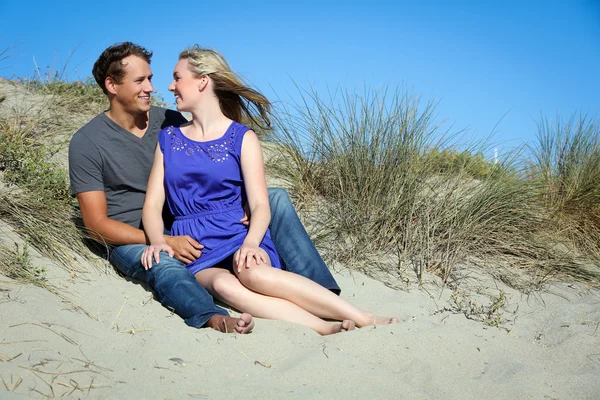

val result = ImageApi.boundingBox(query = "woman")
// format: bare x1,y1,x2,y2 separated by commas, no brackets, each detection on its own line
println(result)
141,45,397,335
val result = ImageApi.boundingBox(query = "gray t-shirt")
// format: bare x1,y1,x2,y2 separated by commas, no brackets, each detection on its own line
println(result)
69,106,187,229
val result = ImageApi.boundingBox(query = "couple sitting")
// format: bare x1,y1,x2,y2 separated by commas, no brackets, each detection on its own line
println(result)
69,42,397,335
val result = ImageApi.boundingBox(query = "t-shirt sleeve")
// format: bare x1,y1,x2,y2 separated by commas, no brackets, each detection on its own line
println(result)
68,132,104,196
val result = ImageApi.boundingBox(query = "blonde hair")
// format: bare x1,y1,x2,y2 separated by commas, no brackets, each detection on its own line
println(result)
179,45,271,130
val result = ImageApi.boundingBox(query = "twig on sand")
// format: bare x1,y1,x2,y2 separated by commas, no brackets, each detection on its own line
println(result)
591,321,599,337
0,352,22,362
0,339,48,345
9,322,78,345
71,357,113,373
320,342,329,359
254,360,271,368
118,326,151,335
19,366,105,377
587,353,600,365
55,377,111,396
26,367,55,397
109,296,128,331
153,361,182,373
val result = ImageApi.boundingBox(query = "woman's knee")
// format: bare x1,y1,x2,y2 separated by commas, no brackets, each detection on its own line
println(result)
211,273,244,302
236,263,273,290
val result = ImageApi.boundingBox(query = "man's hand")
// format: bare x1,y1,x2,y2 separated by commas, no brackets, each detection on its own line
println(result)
164,235,204,265
239,203,251,227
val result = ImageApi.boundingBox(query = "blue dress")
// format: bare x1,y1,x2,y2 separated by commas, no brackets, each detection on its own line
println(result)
158,121,281,275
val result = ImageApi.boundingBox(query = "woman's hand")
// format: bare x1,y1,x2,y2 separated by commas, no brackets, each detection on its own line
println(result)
234,243,267,273
141,243,174,270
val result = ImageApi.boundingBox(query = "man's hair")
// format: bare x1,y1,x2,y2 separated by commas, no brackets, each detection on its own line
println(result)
92,42,153,95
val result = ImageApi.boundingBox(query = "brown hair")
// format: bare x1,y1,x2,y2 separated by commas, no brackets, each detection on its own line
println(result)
179,45,271,130
92,42,153,95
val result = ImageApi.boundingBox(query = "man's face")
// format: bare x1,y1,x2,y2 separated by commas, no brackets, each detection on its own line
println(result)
110,55,154,115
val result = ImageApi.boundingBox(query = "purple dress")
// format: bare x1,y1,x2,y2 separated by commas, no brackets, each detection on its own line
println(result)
158,121,281,275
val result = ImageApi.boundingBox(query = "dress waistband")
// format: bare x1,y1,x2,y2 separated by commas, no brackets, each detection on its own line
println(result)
173,204,243,220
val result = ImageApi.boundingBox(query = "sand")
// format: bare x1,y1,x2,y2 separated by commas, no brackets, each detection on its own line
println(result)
1,233,599,399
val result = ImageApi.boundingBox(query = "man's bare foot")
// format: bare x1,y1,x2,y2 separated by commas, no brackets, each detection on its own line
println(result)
205,313,254,334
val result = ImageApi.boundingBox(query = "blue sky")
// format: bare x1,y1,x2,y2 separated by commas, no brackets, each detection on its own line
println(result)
1,0,598,155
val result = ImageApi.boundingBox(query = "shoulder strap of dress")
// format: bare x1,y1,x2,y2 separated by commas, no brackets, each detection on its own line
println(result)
231,121,251,155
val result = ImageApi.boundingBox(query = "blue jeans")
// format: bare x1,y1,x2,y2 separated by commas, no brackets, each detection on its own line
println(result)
110,244,229,328
268,188,340,295
109,188,340,328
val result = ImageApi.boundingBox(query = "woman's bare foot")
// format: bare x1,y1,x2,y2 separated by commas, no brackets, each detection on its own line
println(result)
356,313,399,328
340,319,356,332
321,319,356,335
374,316,399,325
206,313,254,334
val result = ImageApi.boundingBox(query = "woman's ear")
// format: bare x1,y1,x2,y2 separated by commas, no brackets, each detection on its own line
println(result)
198,75,209,91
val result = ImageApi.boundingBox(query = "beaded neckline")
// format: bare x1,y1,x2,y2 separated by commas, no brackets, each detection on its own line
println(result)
165,123,238,163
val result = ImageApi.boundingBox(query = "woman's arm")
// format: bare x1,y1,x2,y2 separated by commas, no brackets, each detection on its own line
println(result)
237,130,271,268
141,145,173,269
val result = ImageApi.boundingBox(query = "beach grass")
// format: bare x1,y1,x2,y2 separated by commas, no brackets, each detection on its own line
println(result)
266,86,600,287
0,78,105,280
1,73,599,290
528,114,600,259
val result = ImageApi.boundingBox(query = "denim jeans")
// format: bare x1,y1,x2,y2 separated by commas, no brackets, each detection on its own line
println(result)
268,188,341,295
108,187,340,329
109,244,228,328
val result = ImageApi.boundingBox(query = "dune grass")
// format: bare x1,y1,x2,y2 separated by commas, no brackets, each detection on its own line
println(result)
528,114,600,259
267,87,599,287
0,79,105,279
1,71,599,291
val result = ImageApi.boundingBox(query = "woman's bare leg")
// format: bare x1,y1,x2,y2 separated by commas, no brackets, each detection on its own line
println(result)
235,258,397,328
195,268,355,335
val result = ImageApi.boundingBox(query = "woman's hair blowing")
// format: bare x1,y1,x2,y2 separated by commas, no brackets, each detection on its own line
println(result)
179,45,271,130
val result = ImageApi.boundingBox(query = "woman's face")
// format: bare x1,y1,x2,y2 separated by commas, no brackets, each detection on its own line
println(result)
168,58,202,112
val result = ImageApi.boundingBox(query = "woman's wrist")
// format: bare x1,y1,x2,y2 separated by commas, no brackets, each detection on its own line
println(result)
243,237,260,247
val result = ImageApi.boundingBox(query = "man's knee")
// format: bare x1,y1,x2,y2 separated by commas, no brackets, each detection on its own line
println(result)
268,187,291,209
146,255,191,285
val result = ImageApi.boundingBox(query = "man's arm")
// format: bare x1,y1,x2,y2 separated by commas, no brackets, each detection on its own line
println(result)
76,190,203,263
77,191,147,245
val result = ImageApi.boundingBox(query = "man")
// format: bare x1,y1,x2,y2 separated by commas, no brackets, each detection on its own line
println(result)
68,42,339,333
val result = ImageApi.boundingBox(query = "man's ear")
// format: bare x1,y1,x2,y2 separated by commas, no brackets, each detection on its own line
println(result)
105,77,118,95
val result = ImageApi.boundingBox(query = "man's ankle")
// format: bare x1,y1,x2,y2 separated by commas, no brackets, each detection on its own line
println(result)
205,314,225,329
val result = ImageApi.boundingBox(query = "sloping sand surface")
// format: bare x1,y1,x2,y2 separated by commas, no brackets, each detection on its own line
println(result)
1,246,599,399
